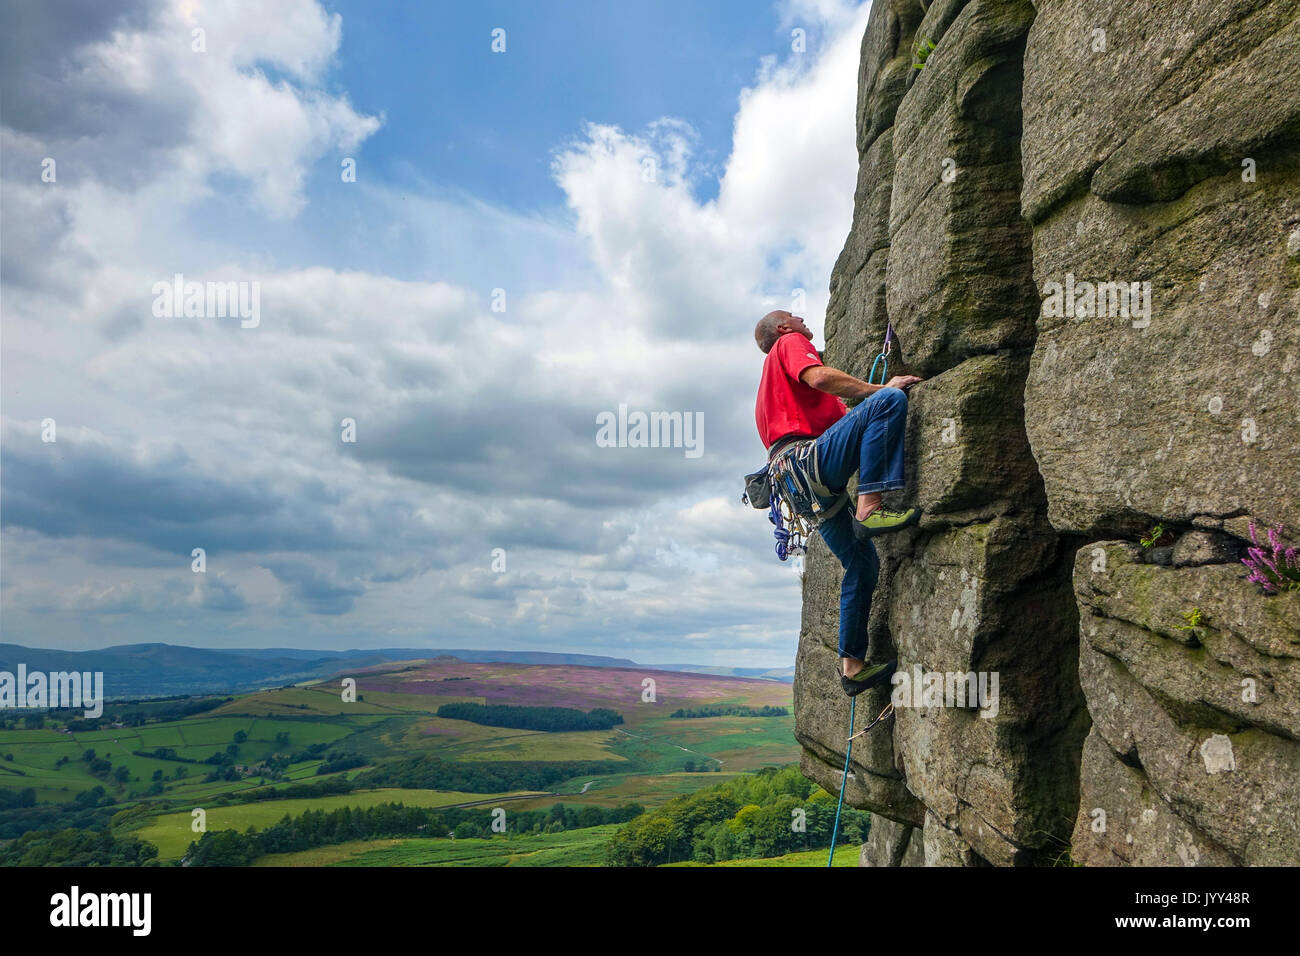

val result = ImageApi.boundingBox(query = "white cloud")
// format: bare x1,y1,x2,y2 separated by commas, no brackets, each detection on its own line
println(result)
1,0,871,665
5,0,379,219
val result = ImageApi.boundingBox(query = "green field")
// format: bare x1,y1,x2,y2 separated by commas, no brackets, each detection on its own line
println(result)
1,658,810,866
134,787,547,859
0,714,364,806
608,715,796,772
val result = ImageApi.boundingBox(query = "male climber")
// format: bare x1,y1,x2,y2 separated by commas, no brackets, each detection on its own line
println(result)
754,310,922,697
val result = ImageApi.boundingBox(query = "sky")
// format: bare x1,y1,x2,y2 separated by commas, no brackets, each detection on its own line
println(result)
0,0,872,667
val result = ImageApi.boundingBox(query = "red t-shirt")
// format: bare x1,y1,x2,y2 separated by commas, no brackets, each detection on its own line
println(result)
755,332,846,448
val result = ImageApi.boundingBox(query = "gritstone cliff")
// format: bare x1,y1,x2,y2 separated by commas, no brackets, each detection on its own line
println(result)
796,0,1300,866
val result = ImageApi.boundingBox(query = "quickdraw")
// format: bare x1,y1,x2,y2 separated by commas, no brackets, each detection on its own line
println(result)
848,701,895,741
768,489,809,561
867,321,893,385
766,440,849,562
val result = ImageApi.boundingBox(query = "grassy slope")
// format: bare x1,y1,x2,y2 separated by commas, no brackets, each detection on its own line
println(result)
135,788,547,860
2,659,803,866
0,715,361,803
1,661,794,798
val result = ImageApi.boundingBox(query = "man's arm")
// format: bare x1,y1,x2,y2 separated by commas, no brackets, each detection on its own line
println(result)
800,365,922,400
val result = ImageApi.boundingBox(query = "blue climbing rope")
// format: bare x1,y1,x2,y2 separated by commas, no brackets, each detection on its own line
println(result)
827,696,895,865
867,321,893,385
767,469,813,561
827,695,856,867
769,496,791,560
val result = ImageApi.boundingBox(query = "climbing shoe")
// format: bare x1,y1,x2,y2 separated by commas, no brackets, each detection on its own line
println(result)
839,659,898,697
856,506,921,537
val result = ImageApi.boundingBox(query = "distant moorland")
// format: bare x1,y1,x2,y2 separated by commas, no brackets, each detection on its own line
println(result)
0,655,860,867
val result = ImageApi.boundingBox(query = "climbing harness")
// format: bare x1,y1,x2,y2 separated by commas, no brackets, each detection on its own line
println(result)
867,321,893,385
765,439,850,561
743,440,848,561
828,698,896,866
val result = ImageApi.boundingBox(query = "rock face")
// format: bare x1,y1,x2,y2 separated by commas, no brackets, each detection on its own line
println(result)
799,0,1300,866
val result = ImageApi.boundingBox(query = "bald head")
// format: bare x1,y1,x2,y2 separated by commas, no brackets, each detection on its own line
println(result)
754,311,787,353
754,310,811,353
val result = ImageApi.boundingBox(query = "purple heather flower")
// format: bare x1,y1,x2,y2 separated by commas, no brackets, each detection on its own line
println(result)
1242,521,1299,593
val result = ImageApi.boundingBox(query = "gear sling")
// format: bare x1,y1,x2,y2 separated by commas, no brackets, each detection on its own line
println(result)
743,435,850,561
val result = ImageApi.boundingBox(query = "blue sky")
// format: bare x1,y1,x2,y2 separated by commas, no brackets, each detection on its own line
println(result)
325,0,796,208
1,0,870,667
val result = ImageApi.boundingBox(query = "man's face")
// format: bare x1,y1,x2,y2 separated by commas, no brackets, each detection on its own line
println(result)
781,313,813,340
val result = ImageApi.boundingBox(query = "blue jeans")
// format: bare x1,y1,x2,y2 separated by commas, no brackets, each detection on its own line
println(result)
811,387,908,661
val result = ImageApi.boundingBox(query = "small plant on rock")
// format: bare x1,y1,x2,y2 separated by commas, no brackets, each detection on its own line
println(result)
1173,607,1204,636
1139,523,1165,550
1242,521,1300,594
912,35,936,69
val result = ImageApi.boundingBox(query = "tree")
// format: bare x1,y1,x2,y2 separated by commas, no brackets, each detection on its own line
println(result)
73,786,107,809
3,788,38,809
710,822,738,861
188,830,255,866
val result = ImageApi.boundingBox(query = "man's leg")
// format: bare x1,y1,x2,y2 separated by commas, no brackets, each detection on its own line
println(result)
808,388,911,678
816,387,909,521
816,505,879,677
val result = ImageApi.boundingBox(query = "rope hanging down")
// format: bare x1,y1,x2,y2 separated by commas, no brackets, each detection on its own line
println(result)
828,698,896,867
827,697,856,867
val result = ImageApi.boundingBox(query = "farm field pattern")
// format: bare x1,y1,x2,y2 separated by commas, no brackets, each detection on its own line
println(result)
0,659,803,866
